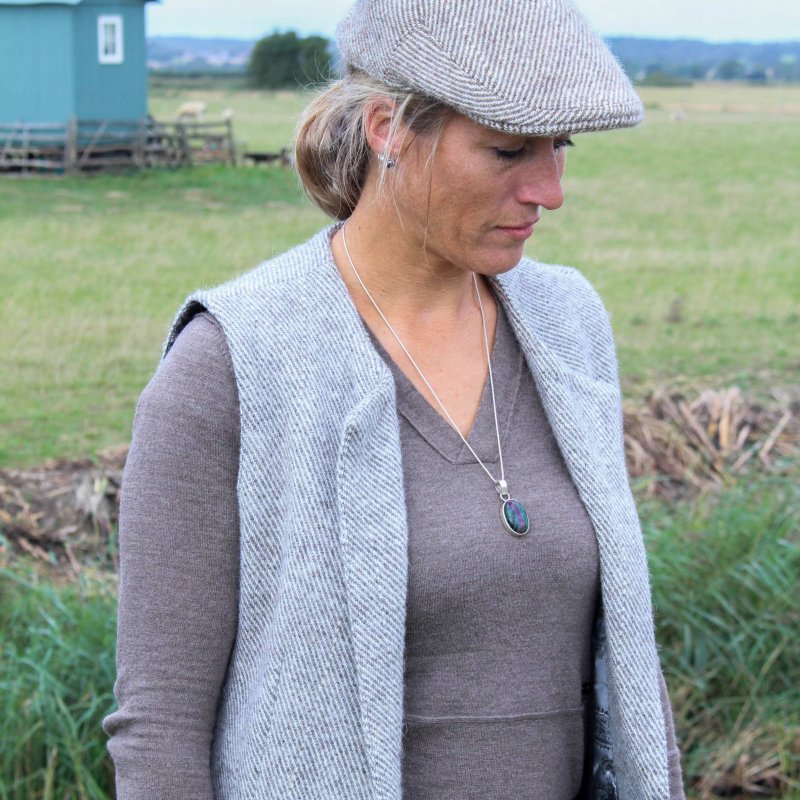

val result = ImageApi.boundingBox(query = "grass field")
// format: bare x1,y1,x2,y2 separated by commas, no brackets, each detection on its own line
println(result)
1,82,798,467
1,79,799,800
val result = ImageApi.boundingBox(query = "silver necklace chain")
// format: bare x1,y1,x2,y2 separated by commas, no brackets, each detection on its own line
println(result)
341,222,508,494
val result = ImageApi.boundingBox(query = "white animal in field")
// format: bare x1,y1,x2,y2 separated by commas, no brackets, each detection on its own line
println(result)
669,110,687,122
222,108,235,121
175,101,207,120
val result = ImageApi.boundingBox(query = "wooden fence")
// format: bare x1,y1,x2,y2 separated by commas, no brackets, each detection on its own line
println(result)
0,118,236,174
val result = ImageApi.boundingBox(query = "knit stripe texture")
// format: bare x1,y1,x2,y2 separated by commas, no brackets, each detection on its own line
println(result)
336,0,644,135
166,228,670,799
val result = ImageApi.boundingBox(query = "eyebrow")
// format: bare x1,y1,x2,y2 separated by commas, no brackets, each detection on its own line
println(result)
482,131,529,146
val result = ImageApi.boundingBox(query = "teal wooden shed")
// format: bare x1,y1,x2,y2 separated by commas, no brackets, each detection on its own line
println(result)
0,0,155,124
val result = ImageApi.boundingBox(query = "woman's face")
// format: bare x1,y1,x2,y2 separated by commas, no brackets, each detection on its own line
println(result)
393,113,570,276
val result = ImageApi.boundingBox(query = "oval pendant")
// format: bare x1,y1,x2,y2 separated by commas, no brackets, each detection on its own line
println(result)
501,498,530,536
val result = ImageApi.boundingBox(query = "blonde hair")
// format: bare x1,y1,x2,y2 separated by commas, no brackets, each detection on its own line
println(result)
294,70,451,220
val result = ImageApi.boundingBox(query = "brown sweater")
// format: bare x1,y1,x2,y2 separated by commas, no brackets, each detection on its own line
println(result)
107,308,685,799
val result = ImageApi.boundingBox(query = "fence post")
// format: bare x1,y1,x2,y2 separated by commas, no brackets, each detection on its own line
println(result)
65,118,78,174
225,118,236,166
133,117,146,169
176,122,191,166
22,122,30,175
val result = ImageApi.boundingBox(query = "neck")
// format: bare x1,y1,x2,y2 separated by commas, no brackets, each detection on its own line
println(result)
331,199,491,335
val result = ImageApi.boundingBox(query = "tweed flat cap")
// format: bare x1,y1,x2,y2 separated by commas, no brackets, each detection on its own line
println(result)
337,0,643,136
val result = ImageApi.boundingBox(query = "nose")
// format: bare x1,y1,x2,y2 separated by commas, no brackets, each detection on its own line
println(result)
515,145,565,211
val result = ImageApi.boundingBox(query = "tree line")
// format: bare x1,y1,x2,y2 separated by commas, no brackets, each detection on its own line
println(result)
248,31,334,89
245,30,800,90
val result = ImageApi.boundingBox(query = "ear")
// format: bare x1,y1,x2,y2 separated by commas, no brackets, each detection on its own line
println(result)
363,98,403,160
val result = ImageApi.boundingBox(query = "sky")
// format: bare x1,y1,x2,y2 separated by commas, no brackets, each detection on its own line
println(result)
146,0,800,43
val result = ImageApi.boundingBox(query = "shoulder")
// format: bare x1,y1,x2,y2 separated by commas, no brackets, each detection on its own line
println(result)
130,313,239,490
503,257,609,321
144,312,238,426
496,257,618,385
165,227,337,355
164,312,231,380
191,228,333,304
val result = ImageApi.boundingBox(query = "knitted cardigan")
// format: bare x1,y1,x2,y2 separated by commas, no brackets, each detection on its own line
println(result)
166,227,671,800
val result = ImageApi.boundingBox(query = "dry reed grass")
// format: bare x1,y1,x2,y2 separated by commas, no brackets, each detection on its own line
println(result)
625,386,799,499
2,386,797,570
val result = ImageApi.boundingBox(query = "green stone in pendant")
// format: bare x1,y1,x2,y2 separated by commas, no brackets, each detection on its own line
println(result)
502,498,530,536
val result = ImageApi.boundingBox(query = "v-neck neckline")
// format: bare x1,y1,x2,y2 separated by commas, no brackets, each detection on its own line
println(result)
365,300,524,466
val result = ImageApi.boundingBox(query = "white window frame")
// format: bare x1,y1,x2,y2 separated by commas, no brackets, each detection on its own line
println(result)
98,15,124,65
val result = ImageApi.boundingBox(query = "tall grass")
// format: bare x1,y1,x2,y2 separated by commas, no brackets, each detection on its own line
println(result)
0,569,117,800
1,480,798,798
644,479,800,798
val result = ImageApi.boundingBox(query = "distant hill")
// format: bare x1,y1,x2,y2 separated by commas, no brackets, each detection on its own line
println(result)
147,35,800,82
608,37,800,81
147,36,253,72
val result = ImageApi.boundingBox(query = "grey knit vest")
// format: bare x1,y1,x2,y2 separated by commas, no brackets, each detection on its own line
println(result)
166,226,670,799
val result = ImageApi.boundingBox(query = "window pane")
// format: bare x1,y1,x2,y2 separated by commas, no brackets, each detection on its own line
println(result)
98,15,123,64
103,23,116,56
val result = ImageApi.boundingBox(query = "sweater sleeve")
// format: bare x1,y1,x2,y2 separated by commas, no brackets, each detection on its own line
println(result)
103,312,240,800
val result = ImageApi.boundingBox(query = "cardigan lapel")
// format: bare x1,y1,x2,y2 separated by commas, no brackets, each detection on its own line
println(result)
491,275,629,504
492,273,669,799
325,243,408,800
336,381,408,800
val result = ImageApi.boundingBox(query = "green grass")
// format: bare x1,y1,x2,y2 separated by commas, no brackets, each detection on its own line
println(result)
0,167,327,466
1,84,798,467
529,113,800,388
645,478,800,798
2,481,797,798
637,83,800,117
0,569,118,800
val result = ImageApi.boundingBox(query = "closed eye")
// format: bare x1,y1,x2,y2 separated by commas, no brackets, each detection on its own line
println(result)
494,148,526,161
495,139,575,161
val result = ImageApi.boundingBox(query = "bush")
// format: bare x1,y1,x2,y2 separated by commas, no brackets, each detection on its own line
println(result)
639,70,694,87
248,30,333,89
0,569,117,800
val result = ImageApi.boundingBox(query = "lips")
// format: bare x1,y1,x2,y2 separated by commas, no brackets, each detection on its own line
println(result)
499,218,539,230
496,219,538,240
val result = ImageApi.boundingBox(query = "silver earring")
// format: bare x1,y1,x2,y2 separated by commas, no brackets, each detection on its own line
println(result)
377,153,397,169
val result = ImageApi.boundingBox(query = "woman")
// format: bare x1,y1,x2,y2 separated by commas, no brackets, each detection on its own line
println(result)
104,1,685,798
